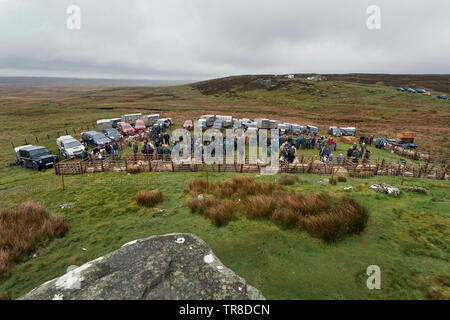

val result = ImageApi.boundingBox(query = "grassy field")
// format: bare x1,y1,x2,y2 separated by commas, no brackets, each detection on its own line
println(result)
0,75,449,299
0,170,448,299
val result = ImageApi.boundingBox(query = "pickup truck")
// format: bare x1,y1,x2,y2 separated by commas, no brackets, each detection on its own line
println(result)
56,135,84,159
15,145,59,171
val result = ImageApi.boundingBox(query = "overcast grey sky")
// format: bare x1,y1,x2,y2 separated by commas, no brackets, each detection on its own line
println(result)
0,0,449,80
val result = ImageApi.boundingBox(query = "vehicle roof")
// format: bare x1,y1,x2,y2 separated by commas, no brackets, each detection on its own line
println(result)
57,135,75,141
15,145,34,152
24,146,49,151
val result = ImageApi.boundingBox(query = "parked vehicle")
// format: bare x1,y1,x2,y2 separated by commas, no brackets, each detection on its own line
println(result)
81,131,112,147
183,120,194,130
423,92,432,96
121,113,142,125
143,114,160,126
134,119,146,131
215,115,233,128
16,145,58,171
306,125,319,135
340,127,356,136
290,124,302,135
396,87,405,92
103,128,123,141
197,119,207,130
278,123,288,135
255,118,271,129
212,120,224,130
246,122,258,130
415,89,427,94
97,119,113,131
56,135,84,159
110,118,122,128
437,95,448,99
14,145,33,165
200,115,216,127
406,88,416,93
117,122,135,136
240,119,253,129
328,126,342,136
156,118,172,128
233,120,242,130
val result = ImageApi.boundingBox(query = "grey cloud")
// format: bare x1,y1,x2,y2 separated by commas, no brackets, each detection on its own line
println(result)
0,0,449,80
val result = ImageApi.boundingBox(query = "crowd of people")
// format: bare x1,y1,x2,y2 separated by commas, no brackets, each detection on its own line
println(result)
81,122,376,167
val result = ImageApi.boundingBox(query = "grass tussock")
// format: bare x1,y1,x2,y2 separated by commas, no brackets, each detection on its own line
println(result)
337,176,347,182
135,190,164,207
349,171,374,178
278,174,299,185
127,164,142,174
185,176,368,241
188,197,236,226
0,202,68,276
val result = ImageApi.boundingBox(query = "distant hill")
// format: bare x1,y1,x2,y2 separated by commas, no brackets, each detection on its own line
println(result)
0,76,194,88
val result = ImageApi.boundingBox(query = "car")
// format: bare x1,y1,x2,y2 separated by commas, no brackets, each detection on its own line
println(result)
14,145,33,165
340,127,356,136
103,128,123,141
306,125,319,135
56,135,84,159
16,146,58,171
396,87,405,92
117,122,135,136
291,124,302,135
212,120,224,130
233,120,242,130
240,119,253,129
81,131,112,147
437,95,448,99
278,123,288,135
156,118,172,128
134,119,146,131
406,88,416,93
110,118,122,128
328,126,342,136
423,92,432,96
415,89,427,94
183,120,194,130
197,119,207,130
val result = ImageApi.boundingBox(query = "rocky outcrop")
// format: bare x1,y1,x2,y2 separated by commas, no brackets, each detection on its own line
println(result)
19,233,264,300
405,186,427,194
369,183,401,197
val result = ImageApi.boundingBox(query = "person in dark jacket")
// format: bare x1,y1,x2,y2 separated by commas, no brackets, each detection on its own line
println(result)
347,147,353,158
113,142,119,156
105,143,112,157
82,147,89,160
164,133,170,145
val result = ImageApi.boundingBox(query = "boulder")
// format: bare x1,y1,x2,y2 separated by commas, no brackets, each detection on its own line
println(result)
369,183,401,197
405,186,427,194
19,233,264,300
